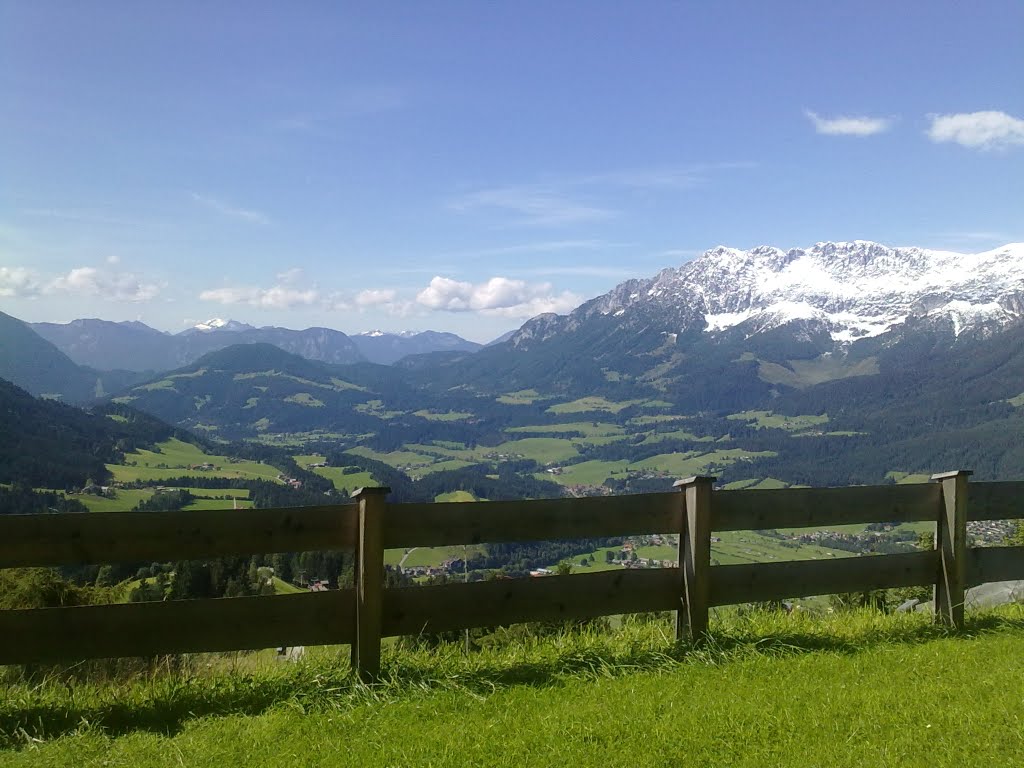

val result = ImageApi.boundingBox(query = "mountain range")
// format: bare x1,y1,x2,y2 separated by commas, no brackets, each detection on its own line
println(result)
28,318,481,372
3,239,1024,490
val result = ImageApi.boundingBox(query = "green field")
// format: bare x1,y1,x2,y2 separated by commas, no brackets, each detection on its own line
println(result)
413,410,473,421
727,410,830,431
283,392,324,407
722,477,790,490
108,439,282,484
354,400,404,419
434,490,478,502
539,449,776,489
406,438,581,466
546,396,646,414
506,421,625,438
61,488,155,513
182,498,254,510
639,428,715,444
495,389,550,405
4,609,1023,766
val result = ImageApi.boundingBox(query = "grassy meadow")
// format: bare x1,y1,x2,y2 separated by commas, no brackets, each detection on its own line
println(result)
108,439,282,484
2,607,1022,766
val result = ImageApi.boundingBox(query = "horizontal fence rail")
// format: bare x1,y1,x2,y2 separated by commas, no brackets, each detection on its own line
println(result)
0,477,1021,677
0,504,358,568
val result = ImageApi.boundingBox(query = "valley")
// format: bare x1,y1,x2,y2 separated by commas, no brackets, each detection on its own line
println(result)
4,240,1024,595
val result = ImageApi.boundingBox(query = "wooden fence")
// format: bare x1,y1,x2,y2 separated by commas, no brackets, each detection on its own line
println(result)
1,472,1022,680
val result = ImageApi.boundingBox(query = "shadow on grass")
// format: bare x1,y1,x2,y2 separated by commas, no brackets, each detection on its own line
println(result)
2,610,1022,749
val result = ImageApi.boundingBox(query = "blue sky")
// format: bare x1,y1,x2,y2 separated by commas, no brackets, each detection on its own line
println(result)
2,1,1022,342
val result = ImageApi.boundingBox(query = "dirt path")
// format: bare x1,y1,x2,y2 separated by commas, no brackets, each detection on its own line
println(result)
398,547,419,568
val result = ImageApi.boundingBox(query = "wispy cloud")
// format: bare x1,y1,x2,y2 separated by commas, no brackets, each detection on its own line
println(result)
579,162,756,189
450,162,753,228
505,265,640,279
190,193,271,225
199,284,319,310
449,186,613,227
927,110,1024,151
18,207,127,226
805,110,893,137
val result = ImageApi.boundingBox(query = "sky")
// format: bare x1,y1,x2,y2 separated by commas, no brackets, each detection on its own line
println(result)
1,2,1022,343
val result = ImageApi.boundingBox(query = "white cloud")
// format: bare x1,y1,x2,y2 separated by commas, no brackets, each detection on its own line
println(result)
190,192,271,225
415,275,583,318
47,266,161,302
1,263,160,301
0,266,42,297
927,111,1024,150
199,284,319,310
355,288,397,307
805,110,893,137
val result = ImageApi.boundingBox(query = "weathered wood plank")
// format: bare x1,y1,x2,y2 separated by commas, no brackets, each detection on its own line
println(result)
967,481,1024,521
0,505,358,569
382,568,680,636
709,551,938,606
676,476,713,641
382,493,680,548
352,487,387,681
0,591,354,665
933,471,970,628
968,546,1024,586
712,483,939,532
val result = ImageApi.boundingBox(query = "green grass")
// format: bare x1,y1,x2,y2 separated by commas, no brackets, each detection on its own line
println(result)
182,498,254,511
639,428,715,444
886,471,933,484
434,490,478,502
413,410,473,421
539,459,629,486
495,389,551,405
3,608,1023,766
384,544,486,569
505,422,625,438
283,393,324,407
757,355,880,388
353,400,404,419
271,577,304,595
346,446,437,469
727,410,829,431
546,396,645,414
309,467,377,493
108,439,282,484
187,488,250,499
60,489,155,513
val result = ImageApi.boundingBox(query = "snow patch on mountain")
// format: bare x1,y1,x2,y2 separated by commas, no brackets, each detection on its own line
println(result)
191,318,254,333
605,241,1024,342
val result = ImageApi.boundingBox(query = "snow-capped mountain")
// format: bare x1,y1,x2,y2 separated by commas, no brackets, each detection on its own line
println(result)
184,318,256,334
513,241,1024,348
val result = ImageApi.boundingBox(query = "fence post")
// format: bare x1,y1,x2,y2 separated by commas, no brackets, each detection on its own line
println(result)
674,475,715,642
930,470,971,629
351,486,389,681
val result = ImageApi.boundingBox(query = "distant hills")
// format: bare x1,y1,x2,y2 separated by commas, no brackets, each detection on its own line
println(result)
352,329,481,364
0,311,147,403
29,318,481,371
0,377,176,488
6,240,1024,487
